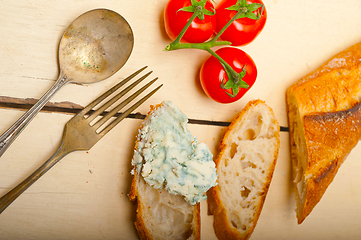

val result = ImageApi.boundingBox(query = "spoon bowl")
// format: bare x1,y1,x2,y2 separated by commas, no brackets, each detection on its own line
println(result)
0,9,134,157
60,9,134,83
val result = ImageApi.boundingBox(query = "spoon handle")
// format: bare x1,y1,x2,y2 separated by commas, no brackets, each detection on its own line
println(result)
0,73,69,158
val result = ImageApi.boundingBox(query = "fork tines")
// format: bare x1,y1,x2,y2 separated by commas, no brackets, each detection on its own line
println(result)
81,66,162,136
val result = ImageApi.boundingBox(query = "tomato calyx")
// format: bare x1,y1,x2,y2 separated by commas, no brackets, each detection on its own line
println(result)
220,63,249,98
165,0,265,51
178,0,215,21
165,1,230,51
226,0,264,20
164,0,266,101
213,0,264,43
206,48,249,98
165,1,220,48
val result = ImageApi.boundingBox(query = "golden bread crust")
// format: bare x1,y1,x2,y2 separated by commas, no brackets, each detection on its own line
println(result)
287,41,361,116
129,104,163,240
300,102,361,223
286,41,361,224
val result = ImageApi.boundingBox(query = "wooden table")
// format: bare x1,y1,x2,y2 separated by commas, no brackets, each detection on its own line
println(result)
1,0,361,239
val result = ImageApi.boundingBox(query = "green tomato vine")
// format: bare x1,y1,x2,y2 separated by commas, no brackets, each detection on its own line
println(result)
164,0,264,98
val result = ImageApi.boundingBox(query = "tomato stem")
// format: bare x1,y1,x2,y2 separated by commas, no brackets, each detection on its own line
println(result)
165,40,230,51
211,10,245,42
164,0,261,98
165,6,231,51
204,48,240,84
172,6,202,43
164,7,243,87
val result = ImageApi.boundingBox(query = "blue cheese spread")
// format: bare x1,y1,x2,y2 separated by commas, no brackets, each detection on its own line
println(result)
131,101,217,205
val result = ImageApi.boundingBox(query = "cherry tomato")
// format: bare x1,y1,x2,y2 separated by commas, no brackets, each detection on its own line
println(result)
200,47,257,103
215,0,267,46
164,0,216,43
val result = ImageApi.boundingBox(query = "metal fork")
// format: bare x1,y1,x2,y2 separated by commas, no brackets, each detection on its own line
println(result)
0,67,162,214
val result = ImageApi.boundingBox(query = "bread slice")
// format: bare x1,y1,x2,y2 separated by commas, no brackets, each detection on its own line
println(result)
207,99,280,240
286,41,361,224
129,101,217,240
129,173,200,240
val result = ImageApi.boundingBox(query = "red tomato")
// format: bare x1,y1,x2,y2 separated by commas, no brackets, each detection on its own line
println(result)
215,0,267,46
200,47,257,103
164,0,216,43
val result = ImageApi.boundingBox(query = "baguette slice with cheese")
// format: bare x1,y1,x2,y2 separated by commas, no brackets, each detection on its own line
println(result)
129,101,217,240
129,174,200,240
286,41,361,224
208,99,280,240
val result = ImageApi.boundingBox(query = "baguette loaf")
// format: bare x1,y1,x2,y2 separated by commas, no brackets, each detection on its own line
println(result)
208,100,280,240
129,101,217,240
286,41,361,224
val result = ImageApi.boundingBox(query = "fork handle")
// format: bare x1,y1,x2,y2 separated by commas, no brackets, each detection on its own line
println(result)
0,143,71,214
0,72,69,158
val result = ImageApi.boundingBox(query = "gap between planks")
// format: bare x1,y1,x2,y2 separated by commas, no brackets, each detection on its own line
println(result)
0,96,289,131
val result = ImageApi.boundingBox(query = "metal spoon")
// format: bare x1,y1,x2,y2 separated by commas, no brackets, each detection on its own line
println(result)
0,9,134,157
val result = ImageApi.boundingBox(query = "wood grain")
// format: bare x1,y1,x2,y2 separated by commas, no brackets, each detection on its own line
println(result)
1,0,361,239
